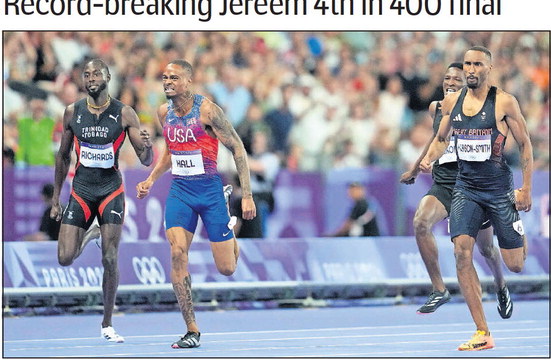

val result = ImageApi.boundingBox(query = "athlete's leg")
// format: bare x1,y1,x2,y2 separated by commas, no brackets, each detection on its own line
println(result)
98,223,122,328
413,195,448,292
454,234,489,333
500,236,526,273
167,226,199,333
57,224,87,266
58,194,96,265
211,238,238,276
475,226,506,289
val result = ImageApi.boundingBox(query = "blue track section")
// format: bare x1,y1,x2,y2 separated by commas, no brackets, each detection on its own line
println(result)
3,300,549,357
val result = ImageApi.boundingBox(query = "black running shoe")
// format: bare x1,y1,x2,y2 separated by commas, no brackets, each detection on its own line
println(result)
171,331,201,349
417,289,451,314
497,285,513,319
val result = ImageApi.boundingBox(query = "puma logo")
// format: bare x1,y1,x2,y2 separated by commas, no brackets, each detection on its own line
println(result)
110,209,123,219
109,114,120,122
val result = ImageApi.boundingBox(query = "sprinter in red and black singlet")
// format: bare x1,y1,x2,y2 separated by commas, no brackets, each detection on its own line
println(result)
136,60,256,349
66,97,127,226
421,46,534,351
400,63,504,317
51,59,153,344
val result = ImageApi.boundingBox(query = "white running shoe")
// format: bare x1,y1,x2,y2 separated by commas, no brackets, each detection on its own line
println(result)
101,326,125,343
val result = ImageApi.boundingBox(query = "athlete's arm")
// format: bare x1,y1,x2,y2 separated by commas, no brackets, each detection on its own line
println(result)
203,100,256,220
400,101,438,184
122,105,153,167
136,106,172,199
50,105,75,221
420,95,456,171
502,93,533,212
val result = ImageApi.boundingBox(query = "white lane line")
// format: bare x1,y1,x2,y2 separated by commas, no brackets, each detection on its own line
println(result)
4,319,547,343
5,329,549,353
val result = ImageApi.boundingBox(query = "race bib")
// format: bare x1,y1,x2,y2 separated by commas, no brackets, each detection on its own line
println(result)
171,149,205,176
79,142,115,168
438,136,457,164
455,134,492,162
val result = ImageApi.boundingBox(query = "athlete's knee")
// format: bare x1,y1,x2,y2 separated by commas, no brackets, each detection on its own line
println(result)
101,249,119,270
170,245,189,269
216,261,236,276
57,245,76,266
504,259,524,273
413,215,432,237
453,237,474,269
58,252,75,267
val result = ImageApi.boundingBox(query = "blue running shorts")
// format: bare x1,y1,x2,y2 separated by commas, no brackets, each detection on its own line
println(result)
165,175,234,242
450,185,524,249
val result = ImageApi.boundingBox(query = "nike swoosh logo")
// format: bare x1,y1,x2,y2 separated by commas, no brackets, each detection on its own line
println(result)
223,230,231,237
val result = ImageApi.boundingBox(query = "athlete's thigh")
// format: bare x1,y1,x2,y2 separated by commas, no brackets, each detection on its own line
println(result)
484,190,524,250
424,183,454,217
62,192,97,229
57,223,86,259
198,182,234,242
165,193,199,234
210,236,236,269
97,185,125,226
415,194,449,226
450,188,485,239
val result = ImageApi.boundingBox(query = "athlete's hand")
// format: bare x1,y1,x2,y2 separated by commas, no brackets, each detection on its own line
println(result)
419,157,433,173
241,196,256,220
50,203,63,222
140,129,152,148
136,179,153,199
400,169,418,185
514,188,532,212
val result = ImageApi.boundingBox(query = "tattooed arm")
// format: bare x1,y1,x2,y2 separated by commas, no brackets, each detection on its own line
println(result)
202,99,256,220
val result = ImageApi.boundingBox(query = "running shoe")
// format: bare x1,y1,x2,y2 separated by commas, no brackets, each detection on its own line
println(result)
416,289,451,314
101,326,125,343
172,331,201,348
83,221,102,249
496,285,513,319
223,184,233,206
458,330,495,351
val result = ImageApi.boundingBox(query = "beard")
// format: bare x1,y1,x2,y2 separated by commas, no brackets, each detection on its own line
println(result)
86,82,107,98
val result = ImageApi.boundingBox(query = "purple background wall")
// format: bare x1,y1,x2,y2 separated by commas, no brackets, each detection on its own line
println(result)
4,236,549,289
2,167,549,242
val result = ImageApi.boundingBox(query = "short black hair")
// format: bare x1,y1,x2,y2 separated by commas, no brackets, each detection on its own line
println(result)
448,62,463,70
169,59,193,77
85,58,110,76
468,46,492,61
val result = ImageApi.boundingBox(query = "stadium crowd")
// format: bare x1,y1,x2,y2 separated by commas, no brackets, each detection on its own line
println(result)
3,31,549,173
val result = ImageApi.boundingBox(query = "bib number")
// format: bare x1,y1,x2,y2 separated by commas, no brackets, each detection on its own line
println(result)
438,136,457,165
171,150,205,176
456,134,492,162
79,142,115,168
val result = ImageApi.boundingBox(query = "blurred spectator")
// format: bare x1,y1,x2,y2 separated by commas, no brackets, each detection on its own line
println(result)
207,63,252,127
234,131,281,238
236,102,272,154
327,182,380,237
2,31,548,171
264,83,295,159
15,97,56,166
23,183,61,241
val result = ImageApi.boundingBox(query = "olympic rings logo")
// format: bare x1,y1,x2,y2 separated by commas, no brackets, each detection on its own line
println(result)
131,256,166,284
